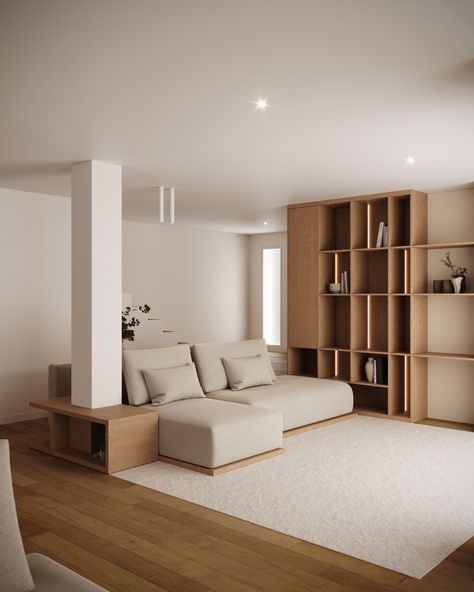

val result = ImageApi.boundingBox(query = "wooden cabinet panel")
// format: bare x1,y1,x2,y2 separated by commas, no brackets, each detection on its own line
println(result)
288,206,318,348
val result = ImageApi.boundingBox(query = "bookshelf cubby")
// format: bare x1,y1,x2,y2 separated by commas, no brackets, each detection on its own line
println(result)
317,349,351,382
351,250,388,294
318,296,351,349
288,347,317,377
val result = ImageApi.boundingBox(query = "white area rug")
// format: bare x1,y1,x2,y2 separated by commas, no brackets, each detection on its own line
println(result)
115,417,474,578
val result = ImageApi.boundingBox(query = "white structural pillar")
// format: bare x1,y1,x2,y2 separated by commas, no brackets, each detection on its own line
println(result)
71,161,122,408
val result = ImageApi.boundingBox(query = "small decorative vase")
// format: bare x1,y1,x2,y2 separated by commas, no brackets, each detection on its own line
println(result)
365,357,374,383
329,282,341,294
441,279,454,293
451,277,463,294
433,280,443,293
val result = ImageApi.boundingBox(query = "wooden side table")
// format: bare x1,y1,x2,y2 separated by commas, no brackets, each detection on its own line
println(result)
30,397,159,473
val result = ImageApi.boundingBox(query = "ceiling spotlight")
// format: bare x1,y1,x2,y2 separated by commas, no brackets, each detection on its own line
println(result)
263,221,269,226
254,98,269,111
405,156,416,165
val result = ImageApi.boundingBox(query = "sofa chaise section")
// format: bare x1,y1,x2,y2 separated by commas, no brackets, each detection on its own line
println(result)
142,398,283,474
207,374,353,431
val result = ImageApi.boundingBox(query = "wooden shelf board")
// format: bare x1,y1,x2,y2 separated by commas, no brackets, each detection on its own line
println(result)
354,406,388,418
352,293,388,296
353,349,388,355
353,247,388,252
391,245,411,250
413,352,474,361
318,347,351,352
391,351,410,356
390,293,410,296
323,375,351,382
412,293,474,296
32,442,107,473
351,380,388,388
319,293,350,296
412,242,474,250
319,249,351,254
29,396,155,423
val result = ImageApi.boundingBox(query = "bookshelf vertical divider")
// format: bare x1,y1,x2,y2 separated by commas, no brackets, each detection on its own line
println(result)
288,190,429,422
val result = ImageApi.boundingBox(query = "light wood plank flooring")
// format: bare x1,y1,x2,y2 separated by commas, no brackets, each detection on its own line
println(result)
2,418,473,592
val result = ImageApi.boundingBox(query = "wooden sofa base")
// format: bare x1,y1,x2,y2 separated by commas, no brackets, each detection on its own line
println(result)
158,447,284,476
283,412,357,437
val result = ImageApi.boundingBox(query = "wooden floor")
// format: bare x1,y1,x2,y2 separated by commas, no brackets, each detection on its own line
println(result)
2,418,473,592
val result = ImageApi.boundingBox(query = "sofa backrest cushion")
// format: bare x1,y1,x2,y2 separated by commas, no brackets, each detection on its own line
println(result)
122,345,193,405
192,339,277,394
48,363,72,397
0,440,35,592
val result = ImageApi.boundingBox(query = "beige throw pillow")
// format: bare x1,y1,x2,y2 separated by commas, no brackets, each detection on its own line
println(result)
143,363,205,406
222,355,273,391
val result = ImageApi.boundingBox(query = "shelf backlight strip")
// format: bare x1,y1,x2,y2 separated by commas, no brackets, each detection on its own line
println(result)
404,249,409,294
404,355,409,413
335,350,339,377
335,253,339,283
367,203,371,248
367,295,371,349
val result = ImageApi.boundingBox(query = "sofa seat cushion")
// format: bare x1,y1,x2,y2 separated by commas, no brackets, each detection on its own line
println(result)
27,554,107,592
143,398,282,468
207,375,354,431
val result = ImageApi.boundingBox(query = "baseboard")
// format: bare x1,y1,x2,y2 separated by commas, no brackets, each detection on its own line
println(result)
158,447,285,476
0,410,48,425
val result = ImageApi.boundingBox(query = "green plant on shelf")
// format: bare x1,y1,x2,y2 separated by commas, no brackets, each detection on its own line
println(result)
440,252,467,278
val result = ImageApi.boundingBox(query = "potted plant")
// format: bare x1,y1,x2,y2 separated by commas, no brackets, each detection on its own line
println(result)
440,252,467,293
122,304,151,342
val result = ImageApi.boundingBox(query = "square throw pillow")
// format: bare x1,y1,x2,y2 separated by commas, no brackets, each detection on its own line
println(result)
222,354,273,391
143,363,205,406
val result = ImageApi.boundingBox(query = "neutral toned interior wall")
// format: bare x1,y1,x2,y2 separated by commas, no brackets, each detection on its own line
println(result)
0,188,249,423
248,232,287,352
426,188,474,423
0,188,71,423
122,221,249,346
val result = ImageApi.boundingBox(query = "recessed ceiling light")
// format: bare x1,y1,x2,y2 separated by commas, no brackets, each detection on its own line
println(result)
263,221,269,226
405,156,416,165
254,98,269,111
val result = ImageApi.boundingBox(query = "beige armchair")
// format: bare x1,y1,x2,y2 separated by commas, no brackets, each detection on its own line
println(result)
0,440,107,592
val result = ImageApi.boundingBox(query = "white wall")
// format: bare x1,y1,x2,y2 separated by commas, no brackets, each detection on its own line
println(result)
0,188,71,423
0,188,249,423
426,188,474,424
248,232,287,352
123,221,248,344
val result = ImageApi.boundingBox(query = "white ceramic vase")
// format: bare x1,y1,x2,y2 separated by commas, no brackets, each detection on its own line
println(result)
365,357,374,383
451,277,463,294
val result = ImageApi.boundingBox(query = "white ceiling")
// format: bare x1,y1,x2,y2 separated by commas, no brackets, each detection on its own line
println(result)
1,0,473,234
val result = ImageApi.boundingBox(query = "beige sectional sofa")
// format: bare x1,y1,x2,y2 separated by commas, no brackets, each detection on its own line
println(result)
49,339,353,475
124,338,353,473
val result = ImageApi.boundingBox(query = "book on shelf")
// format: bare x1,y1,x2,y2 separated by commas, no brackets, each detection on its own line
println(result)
382,225,388,247
340,270,350,294
376,222,385,247
373,356,388,385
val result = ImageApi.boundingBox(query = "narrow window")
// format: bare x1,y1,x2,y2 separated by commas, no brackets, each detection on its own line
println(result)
262,248,281,346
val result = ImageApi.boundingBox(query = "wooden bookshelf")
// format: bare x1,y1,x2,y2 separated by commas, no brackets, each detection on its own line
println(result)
288,189,474,422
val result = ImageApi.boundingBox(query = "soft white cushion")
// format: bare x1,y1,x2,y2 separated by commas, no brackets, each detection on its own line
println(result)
192,339,277,394
142,399,283,468
0,441,35,592
122,345,192,405
223,355,273,391
143,363,205,406
208,375,354,430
